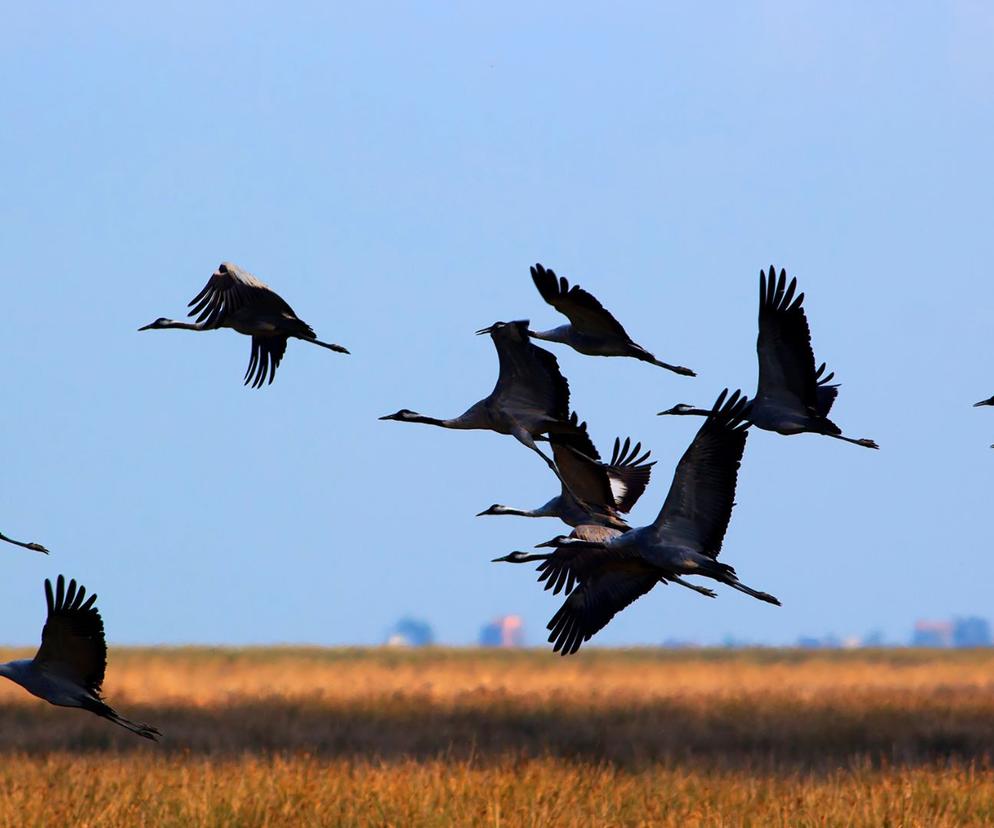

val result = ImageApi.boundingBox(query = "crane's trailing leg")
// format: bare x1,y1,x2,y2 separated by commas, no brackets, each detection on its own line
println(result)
723,577,781,606
825,434,879,450
303,338,350,354
668,576,717,598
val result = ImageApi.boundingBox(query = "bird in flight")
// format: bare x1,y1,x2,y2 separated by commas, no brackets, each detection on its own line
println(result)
381,320,591,502
528,263,696,376
496,390,778,655
478,413,654,531
139,262,349,387
0,575,160,740
659,266,878,449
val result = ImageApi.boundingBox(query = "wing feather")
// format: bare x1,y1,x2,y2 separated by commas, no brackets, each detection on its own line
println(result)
187,262,297,328
530,264,631,340
756,266,820,410
488,321,570,424
33,575,107,695
651,390,750,558
547,563,660,655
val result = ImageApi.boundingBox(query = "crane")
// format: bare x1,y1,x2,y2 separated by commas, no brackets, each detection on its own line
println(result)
658,267,878,449
139,262,349,387
527,263,695,376
0,575,160,740
496,390,778,655
380,320,590,499
477,413,654,531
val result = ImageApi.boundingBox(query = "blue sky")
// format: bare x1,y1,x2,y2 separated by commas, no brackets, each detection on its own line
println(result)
2,3,993,646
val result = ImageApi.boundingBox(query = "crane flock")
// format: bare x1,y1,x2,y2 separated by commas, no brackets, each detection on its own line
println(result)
5,257,985,737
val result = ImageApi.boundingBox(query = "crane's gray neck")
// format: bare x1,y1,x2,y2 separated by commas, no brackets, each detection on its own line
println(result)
527,325,572,344
488,502,559,518
660,406,712,417
409,413,479,429
156,319,206,331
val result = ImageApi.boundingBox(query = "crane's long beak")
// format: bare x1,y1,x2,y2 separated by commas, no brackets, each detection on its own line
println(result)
974,397,994,407
475,325,495,335
657,407,677,416
138,322,156,331
491,553,515,562
534,537,564,548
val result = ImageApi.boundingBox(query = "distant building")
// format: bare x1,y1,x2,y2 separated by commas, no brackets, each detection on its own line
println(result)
796,634,842,649
953,617,992,647
386,617,435,647
479,615,524,648
912,620,954,648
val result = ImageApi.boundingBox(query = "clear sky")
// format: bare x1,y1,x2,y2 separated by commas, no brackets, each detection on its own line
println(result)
3,3,993,647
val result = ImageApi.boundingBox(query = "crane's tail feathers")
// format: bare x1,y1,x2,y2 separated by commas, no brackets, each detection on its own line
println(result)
726,579,781,606
307,338,350,354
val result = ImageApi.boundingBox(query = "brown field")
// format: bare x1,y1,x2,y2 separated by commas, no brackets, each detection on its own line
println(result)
0,647,992,826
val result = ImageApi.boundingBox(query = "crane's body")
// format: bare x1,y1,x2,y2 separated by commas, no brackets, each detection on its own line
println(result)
479,422,653,531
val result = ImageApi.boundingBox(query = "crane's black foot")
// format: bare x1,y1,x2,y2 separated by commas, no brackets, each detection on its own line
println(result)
856,438,879,450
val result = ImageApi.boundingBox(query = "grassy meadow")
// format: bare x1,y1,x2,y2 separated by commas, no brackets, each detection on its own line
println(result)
0,647,991,825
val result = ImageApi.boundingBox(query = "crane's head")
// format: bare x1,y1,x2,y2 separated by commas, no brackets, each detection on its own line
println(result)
379,409,420,422
138,317,172,331
477,504,511,517
491,551,538,563
657,403,697,416
476,320,530,341
534,535,572,548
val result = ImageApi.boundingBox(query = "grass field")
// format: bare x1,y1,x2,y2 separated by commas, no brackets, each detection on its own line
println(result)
0,647,991,826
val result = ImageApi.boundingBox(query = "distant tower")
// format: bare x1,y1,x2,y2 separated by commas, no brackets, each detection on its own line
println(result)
912,620,954,648
953,617,992,647
479,615,525,648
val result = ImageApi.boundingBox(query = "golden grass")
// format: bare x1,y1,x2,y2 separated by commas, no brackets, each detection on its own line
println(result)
0,648,990,825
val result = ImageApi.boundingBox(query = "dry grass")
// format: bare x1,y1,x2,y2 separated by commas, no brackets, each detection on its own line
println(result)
0,647,990,825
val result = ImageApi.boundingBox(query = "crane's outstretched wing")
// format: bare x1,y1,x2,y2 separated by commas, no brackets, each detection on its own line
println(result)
244,336,289,388
651,389,750,558
536,525,622,597
547,560,660,655
488,321,571,424
32,575,107,696
756,267,820,411
188,262,298,328
549,415,617,510
531,264,631,340
607,437,654,513
814,362,839,417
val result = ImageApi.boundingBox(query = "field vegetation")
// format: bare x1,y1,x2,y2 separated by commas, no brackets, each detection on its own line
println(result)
0,647,991,826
